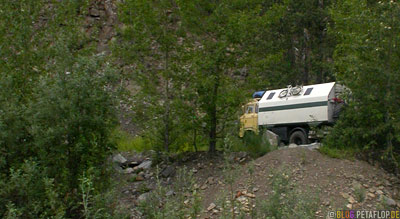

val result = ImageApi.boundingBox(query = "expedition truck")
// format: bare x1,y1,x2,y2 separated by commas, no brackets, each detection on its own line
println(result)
239,82,345,145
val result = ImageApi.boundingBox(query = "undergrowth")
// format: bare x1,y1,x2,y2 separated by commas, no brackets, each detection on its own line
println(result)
111,129,152,152
137,167,202,218
318,145,357,160
253,168,320,219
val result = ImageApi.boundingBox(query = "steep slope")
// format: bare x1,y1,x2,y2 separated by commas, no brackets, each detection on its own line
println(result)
115,147,399,218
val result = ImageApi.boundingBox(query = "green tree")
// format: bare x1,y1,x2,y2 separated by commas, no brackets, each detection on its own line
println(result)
179,1,248,153
0,1,119,217
327,0,400,171
240,0,336,89
117,0,190,152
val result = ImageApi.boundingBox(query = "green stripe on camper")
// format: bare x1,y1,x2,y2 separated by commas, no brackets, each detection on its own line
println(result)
259,101,328,112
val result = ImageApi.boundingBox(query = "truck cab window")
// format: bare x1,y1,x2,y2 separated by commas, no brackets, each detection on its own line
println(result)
246,106,254,114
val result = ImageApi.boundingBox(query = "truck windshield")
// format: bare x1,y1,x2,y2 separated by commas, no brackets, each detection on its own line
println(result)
246,105,254,114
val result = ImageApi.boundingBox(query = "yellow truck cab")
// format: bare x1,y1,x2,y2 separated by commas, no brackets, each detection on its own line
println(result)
239,99,260,138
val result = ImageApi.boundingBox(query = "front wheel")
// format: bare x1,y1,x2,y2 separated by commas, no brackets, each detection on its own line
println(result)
289,131,308,145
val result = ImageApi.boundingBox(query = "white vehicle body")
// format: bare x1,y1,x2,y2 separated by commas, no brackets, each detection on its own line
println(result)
258,82,342,128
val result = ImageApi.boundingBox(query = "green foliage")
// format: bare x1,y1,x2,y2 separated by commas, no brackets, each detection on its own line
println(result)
116,0,192,152
79,170,129,219
0,1,121,217
0,59,119,217
326,0,400,170
138,167,202,218
111,129,152,152
242,131,270,158
116,0,254,154
223,131,272,158
319,144,357,160
0,160,65,218
354,184,366,203
254,169,320,219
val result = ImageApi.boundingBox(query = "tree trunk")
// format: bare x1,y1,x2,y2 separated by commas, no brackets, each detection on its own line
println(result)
163,49,170,152
384,11,396,173
193,129,198,152
209,74,219,154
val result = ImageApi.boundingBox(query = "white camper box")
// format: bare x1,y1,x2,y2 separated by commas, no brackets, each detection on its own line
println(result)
258,82,344,144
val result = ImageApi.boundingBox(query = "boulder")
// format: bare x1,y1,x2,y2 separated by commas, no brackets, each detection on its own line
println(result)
113,154,127,165
166,190,174,196
236,152,248,160
112,163,123,173
124,168,134,174
266,130,279,147
138,160,152,170
161,166,175,178
207,203,216,211
383,196,396,207
135,175,145,181
137,192,150,202
89,8,100,17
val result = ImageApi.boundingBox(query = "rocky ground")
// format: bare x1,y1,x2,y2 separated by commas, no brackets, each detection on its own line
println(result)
112,145,400,218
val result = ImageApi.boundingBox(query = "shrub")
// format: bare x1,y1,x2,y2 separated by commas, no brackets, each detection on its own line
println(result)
354,185,366,203
254,169,320,219
138,167,202,218
242,131,271,158
0,57,119,217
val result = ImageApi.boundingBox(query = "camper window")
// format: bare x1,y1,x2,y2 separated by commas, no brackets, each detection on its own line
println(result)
304,88,313,96
246,105,254,114
266,92,275,100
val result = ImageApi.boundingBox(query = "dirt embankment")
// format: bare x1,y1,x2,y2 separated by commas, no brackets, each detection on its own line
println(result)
115,147,400,218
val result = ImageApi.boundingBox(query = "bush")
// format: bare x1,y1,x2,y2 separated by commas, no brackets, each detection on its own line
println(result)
0,57,119,217
138,167,202,218
254,169,320,219
242,131,271,158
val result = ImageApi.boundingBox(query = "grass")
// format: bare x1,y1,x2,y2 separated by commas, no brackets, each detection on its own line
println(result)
111,128,152,152
254,168,320,219
318,145,357,160
137,167,202,218
354,185,366,203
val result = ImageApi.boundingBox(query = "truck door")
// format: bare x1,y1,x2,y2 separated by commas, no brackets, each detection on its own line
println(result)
244,104,258,131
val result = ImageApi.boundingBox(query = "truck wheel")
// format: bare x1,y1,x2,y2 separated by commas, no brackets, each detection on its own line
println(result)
289,131,307,145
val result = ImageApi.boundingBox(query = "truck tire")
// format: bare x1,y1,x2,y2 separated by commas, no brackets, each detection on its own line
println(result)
289,131,307,145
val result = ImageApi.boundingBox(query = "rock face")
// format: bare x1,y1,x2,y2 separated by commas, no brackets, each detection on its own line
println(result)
266,130,279,147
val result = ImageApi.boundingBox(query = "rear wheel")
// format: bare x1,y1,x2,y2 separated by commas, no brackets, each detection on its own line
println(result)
289,131,307,145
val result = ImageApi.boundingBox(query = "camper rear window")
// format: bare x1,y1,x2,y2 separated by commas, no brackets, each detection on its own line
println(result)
266,92,275,100
304,88,313,95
